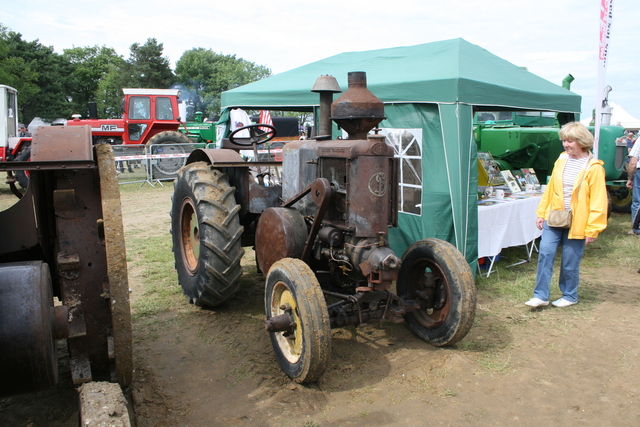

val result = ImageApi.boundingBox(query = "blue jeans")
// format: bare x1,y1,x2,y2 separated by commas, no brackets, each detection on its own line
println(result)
533,223,586,303
632,170,640,231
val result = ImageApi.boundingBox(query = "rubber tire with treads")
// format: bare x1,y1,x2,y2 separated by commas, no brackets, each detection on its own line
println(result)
265,258,331,383
397,238,476,346
171,162,244,307
610,185,632,213
147,131,192,179
14,147,30,189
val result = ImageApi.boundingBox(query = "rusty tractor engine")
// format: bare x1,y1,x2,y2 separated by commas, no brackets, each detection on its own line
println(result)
0,127,132,397
171,72,476,383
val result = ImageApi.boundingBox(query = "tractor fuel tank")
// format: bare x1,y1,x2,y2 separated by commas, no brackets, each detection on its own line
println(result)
282,135,398,237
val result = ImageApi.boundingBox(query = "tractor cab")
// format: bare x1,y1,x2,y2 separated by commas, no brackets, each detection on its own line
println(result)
67,88,182,146
121,88,180,143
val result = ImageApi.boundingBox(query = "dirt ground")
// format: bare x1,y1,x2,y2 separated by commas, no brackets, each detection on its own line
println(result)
2,184,640,426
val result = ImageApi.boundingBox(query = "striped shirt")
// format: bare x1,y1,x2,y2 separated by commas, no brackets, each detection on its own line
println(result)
562,156,589,210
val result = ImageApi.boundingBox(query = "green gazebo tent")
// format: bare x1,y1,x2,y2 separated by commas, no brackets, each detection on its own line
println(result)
219,38,581,266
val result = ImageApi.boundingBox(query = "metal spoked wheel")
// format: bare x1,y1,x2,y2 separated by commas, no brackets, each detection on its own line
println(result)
397,238,476,346
265,258,331,383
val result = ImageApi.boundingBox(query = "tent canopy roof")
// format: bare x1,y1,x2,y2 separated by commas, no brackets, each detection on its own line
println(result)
221,38,581,113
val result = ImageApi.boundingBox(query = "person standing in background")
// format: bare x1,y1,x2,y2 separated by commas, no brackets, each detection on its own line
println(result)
525,122,608,308
627,136,640,236
626,132,636,153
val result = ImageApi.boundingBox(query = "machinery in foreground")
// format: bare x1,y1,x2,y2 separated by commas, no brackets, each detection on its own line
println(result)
0,126,132,424
171,72,477,382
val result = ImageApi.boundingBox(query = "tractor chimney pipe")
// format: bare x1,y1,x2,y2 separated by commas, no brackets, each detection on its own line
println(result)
331,72,386,140
311,75,341,139
562,74,575,90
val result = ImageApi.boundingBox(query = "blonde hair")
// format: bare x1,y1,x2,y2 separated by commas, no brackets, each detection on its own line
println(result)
558,121,594,151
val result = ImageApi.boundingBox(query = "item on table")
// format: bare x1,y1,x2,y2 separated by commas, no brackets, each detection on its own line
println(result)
500,170,522,193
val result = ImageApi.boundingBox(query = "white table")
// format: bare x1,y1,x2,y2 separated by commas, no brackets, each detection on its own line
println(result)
477,195,543,275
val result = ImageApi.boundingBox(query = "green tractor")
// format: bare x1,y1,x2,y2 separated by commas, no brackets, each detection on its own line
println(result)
181,111,217,146
474,110,629,212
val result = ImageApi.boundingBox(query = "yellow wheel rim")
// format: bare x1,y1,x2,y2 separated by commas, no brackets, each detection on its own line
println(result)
272,282,302,362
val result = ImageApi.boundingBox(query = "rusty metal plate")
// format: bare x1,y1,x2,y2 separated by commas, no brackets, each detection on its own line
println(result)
31,125,94,162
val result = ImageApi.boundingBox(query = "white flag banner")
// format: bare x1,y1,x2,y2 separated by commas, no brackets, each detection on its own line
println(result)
594,0,614,158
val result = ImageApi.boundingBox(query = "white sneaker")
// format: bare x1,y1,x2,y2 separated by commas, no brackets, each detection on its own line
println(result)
525,297,549,308
552,298,577,308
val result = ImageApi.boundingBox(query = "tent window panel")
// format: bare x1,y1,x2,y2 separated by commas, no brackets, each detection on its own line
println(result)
379,128,423,216
402,134,421,156
401,158,422,186
401,186,421,215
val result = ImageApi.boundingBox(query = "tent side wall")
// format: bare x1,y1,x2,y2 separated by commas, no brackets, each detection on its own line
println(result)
384,103,478,267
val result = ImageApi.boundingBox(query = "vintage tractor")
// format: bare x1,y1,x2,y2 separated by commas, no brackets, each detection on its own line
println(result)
171,72,476,383
0,126,132,408
64,88,191,179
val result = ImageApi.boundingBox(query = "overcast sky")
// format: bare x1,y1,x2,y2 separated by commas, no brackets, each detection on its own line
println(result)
2,0,638,119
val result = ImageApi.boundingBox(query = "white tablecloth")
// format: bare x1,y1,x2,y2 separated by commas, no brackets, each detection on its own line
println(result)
478,196,543,259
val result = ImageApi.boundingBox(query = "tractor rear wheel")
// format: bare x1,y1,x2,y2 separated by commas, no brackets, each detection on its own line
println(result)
609,185,632,213
14,146,31,189
397,238,476,346
147,131,192,179
265,259,331,383
171,162,244,307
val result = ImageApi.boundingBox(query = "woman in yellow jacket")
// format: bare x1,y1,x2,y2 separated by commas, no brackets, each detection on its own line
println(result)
525,122,608,308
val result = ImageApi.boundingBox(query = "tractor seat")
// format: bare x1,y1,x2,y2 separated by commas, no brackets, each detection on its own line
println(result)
219,137,253,151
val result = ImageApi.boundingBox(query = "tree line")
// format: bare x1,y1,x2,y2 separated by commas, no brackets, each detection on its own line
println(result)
0,24,272,125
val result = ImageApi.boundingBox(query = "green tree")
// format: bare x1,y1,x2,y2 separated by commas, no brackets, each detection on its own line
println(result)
124,38,175,89
95,64,127,118
0,25,73,123
175,48,271,119
63,45,125,118
92,38,175,118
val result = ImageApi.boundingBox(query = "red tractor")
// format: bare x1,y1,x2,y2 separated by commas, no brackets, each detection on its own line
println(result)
66,88,191,178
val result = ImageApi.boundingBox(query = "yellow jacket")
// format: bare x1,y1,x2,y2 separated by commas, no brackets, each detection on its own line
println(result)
535,152,608,239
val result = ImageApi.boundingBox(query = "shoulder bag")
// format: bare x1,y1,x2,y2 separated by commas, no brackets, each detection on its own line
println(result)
547,155,592,229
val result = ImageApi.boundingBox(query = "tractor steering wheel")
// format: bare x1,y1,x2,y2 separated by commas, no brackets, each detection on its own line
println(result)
229,124,277,146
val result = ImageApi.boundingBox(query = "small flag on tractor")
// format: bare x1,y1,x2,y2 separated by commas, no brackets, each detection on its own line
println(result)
259,110,274,133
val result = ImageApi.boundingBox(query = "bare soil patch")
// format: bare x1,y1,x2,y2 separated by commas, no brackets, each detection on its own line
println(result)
123,186,640,426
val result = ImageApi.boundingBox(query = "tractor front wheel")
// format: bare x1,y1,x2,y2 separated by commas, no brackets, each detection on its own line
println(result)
171,162,244,307
397,238,476,346
265,259,331,383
